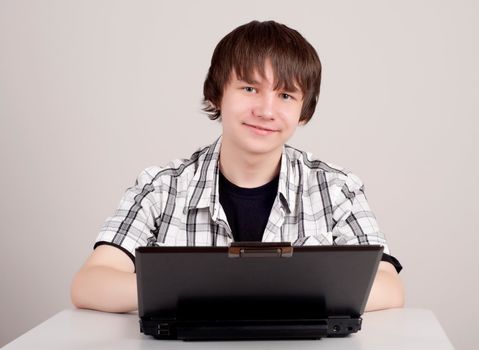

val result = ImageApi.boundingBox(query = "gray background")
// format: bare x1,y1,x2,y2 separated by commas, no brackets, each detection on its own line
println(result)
1,0,477,349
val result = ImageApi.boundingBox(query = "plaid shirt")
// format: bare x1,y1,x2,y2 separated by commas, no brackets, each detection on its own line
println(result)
95,137,390,262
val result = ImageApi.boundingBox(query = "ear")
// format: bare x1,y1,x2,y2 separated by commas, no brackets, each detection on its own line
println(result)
298,119,306,126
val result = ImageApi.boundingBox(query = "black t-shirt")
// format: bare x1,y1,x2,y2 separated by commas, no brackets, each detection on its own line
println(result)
218,171,402,273
219,171,279,242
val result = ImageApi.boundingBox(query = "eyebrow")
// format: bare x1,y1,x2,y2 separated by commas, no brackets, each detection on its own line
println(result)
235,78,301,93
281,86,301,93
236,78,259,85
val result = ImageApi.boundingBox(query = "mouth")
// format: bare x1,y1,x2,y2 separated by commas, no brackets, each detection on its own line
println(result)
243,123,278,132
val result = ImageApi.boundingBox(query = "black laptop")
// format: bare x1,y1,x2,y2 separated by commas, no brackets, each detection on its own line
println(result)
135,242,383,340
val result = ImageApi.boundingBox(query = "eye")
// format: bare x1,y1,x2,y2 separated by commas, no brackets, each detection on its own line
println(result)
280,93,293,100
243,86,256,93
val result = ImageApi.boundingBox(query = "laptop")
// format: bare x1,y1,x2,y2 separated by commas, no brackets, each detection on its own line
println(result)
135,242,383,340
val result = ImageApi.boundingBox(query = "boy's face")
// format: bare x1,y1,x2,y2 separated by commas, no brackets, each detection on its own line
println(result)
219,60,304,159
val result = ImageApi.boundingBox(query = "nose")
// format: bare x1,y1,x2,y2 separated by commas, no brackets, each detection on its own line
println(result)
252,92,276,120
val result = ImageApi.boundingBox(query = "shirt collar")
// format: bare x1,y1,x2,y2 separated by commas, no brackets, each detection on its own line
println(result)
185,136,222,218
277,146,296,215
185,136,298,219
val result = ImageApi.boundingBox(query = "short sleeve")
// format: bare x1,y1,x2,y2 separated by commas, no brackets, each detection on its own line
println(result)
94,167,163,263
381,253,403,273
332,172,390,254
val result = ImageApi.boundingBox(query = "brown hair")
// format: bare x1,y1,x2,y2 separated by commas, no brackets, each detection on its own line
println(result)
203,20,322,124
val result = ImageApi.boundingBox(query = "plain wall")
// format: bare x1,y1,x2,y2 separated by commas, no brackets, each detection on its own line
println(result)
1,0,478,348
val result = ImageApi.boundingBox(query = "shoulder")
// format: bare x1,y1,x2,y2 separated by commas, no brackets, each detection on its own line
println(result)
134,143,212,188
284,145,364,193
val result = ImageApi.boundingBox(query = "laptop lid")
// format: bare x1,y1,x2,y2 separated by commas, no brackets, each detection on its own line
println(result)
136,243,383,324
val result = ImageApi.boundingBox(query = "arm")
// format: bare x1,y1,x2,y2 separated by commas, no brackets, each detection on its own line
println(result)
71,167,163,313
365,261,405,312
70,245,137,313
330,173,404,311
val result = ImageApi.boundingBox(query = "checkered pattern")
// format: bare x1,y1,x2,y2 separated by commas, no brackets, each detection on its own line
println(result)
95,137,390,261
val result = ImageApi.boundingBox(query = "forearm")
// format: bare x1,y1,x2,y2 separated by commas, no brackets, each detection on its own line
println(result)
71,266,137,313
365,265,405,312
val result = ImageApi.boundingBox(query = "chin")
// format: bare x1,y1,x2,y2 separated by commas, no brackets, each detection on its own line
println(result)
242,141,283,156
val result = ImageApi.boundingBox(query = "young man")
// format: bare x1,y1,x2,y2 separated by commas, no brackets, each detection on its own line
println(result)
71,20,404,313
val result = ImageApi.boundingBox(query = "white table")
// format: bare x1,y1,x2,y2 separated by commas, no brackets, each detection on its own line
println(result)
3,308,454,349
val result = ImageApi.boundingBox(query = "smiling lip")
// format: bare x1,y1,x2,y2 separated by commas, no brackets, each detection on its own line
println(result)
243,123,278,132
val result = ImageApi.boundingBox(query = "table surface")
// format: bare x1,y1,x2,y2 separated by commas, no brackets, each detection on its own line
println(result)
3,308,454,350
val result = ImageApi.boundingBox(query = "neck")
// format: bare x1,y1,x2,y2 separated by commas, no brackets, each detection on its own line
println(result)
219,141,282,188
